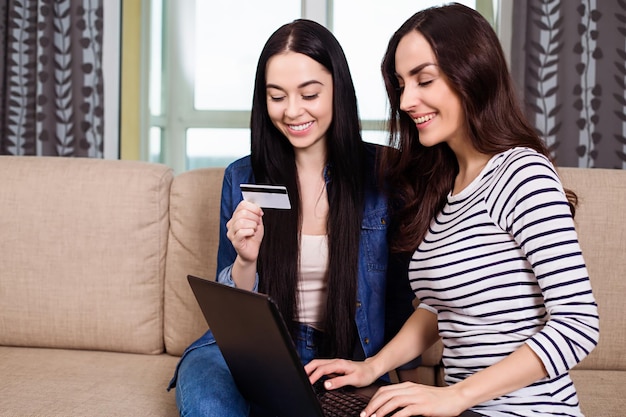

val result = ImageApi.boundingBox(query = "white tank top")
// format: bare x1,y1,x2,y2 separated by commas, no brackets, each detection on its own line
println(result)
297,234,329,330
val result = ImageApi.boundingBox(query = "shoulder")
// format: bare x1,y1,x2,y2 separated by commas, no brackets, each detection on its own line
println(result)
485,147,566,210
225,155,252,172
224,155,254,184
360,143,389,215
360,142,387,178
489,147,560,186
362,141,385,159
495,147,556,174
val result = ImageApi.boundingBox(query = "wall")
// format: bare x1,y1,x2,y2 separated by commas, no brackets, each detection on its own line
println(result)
120,0,143,160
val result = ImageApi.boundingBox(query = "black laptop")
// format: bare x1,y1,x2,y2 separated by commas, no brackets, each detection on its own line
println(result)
186,274,482,417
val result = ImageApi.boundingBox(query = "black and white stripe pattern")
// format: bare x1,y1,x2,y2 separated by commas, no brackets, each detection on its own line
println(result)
409,148,599,416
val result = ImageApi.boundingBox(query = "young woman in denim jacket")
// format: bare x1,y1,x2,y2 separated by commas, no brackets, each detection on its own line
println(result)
168,19,415,417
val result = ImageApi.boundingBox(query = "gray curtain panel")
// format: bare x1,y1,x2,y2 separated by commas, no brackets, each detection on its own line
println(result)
511,0,626,169
0,0,104,157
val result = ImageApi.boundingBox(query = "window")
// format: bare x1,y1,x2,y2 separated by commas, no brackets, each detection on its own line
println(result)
146,0,504,173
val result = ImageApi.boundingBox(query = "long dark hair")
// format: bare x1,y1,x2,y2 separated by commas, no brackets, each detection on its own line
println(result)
380,3,576,253
250,19,364,358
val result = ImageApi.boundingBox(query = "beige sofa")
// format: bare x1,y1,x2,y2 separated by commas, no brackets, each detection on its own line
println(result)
0,156,218,416
0,156,623,416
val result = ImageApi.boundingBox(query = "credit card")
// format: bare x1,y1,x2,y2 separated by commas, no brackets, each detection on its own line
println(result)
240,184,291,209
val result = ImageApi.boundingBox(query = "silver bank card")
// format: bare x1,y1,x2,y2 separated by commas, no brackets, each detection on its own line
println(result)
240,184,291,209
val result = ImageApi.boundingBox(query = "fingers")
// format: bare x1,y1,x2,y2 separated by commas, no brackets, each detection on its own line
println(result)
322,373,355,391
361,383,464,417
227,201,264,243
304,359,370,390
362,383,418,417
230,201,264,228
304,359,339,384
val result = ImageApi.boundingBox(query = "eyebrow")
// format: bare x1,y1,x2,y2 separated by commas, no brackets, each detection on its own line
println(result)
396,62,437,78
266,80,324,90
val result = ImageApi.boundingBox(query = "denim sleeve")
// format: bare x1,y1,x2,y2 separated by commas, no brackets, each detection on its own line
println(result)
215,159,259,292
215,166,238,279
217,264,259,292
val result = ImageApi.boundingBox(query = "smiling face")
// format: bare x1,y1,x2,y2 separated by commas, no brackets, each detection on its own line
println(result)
395,30,467,149
265,52,333,154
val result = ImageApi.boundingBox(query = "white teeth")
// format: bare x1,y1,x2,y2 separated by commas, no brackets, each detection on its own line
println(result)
414,114,435,124
290,121,313,131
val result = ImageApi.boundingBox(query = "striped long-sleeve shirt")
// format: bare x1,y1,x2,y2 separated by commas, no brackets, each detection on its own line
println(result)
409,147,599,416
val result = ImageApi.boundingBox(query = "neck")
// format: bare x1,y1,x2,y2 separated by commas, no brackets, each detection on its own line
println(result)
452,150,492,196
295,151,326,177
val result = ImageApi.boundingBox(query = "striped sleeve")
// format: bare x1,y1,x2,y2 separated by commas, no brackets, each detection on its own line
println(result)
486,150,599,378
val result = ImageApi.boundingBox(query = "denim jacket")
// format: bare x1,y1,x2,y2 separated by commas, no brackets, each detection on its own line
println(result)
169,143,415,389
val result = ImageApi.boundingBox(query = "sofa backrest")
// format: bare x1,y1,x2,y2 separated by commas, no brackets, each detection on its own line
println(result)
163,167,225,356
559,167,626,372
0,156,173,354
161,165,626,374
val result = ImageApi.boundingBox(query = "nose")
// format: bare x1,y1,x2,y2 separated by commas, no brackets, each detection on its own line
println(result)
399,84,420,113
284,97,304,119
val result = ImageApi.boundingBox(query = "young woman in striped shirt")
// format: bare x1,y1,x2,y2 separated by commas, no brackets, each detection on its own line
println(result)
306,4,599,416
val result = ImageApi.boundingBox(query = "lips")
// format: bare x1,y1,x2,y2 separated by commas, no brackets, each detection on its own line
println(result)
289,121,314,131
413,113,435,125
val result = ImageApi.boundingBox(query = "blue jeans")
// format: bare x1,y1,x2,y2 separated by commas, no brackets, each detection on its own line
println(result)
175,324,323,417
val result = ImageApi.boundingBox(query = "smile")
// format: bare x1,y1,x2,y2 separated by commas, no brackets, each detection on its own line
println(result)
413,114,435,124
289,121,314,131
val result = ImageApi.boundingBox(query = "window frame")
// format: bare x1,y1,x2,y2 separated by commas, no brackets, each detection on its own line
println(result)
143,0,510,173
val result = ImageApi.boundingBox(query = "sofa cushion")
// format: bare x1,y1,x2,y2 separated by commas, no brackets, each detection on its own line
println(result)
164,167,224,356
0,157,173,354
0,346,179,416
570,369,626,417
559,167,626,371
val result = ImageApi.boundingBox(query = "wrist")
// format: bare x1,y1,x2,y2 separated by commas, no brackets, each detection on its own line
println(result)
450,379,478,412
232,256,257,290
234,255,255,270
365,354,389,379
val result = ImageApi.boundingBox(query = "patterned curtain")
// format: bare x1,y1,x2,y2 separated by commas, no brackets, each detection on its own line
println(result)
510,0,626,169
0,0,104,157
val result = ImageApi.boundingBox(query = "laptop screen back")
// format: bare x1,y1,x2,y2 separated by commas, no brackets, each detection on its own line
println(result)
187,275,325,417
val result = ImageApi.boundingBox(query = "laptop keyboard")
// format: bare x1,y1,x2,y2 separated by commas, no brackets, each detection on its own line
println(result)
314,380,369,417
